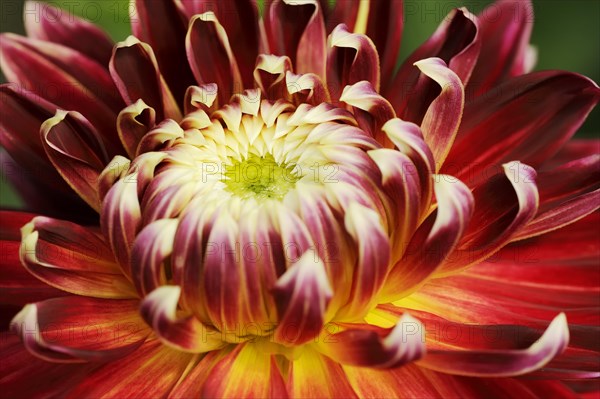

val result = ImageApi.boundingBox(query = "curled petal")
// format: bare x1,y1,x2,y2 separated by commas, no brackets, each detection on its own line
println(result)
318,314,425,368
273,252,333,345
20,216,135,299
254,54,293,101
131,0,195,101
11,296,149,363
327,24,380,99
130,219,178,296
116,99,156,159
140,286,225,353
265,0,326,78
338,203,390,320
0,33,123,149
415,58,465,170
41,110,109,211
110,36,181,122
97,156,131,202
136,119,185,156
382,176,474,300
340,81,395,140
183,84,219,121
186,13,243,106
286,71,330,105
419,313,570,377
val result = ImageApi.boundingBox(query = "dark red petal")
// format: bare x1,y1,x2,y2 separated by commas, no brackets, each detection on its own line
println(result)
24,0,113,65
131,0,195,103
265,0,327,79
444,72,600,187
468,0,535,96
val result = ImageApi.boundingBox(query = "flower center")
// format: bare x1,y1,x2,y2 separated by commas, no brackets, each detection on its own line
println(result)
222,153,300,200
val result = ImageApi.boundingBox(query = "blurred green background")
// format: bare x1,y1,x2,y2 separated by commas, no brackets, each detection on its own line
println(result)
1,0,598,208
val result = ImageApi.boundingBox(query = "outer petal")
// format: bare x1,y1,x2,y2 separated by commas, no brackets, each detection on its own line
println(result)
11,296,149,363
140,286,225,353
131,0,195,102
382,175,474,300
24,0,113,65
175,0,260,87
272,252,333,345
20,216,136,299
287,346,357,398
200,343,288,398
110,36,181,122
116,100,156,159
317,313,425,368
65,339,193,398
468,0,535,95
444,72,600,186
419,314,570,377
388,8,479,121
327,24,380,99
265,0,327,79
0,85,93,219
435,162,539,275
254,54,293,101
0,34,123,150
40,110,109,211
186,13,243,107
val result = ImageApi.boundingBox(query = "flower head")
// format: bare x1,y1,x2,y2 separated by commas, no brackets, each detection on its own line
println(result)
1,0,599,397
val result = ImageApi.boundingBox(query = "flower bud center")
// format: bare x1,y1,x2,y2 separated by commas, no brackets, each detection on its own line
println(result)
222,153,300,200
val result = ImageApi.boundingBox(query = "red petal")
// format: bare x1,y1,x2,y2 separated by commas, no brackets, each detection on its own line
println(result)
110,36,181,122
468,0,535,96
20,216,136,299
131,0,195,102
11,296,149,362
40,110,109,211
0,34,123,151
66,339,193,398
444,72,600,186
273,252,333,345
265,0,327,79
318,313,425,368
24,0,113,65
186,13,243,107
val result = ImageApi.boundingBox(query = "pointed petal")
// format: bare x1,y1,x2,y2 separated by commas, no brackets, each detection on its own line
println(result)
0,85,93,218
436,162,539,275
327,24,380,99
176,0,260,87
19,216,135,299
383,175,474,300
388,8,479,121
140,286,225,353
337,203,390,319
0,34,123,150
318,313,425,368
66,339,193,398
11,296,149,363
186,13,243,107
200,343,288,398
265,0,327,79
24,0,113,65
468,0,534,95
419,314,569,377
445,72,600,186
110,36,181,122
272,252,333,345
414,58,465,170
131,0,195,102
40,110,110,211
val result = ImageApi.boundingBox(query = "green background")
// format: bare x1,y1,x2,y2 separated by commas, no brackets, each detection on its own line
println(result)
1,0,598,208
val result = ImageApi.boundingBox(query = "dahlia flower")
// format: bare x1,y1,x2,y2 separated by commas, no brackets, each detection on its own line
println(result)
1,0,599,397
